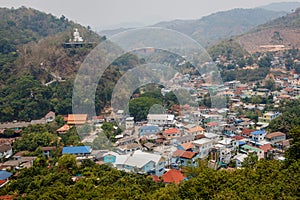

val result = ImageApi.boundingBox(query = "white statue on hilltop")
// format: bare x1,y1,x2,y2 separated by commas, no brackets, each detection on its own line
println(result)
73,28,84,42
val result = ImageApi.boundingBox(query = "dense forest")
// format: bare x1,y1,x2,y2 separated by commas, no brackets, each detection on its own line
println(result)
0,7,113,122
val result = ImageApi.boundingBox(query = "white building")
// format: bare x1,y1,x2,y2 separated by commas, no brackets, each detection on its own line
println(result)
234,154,248,167
192,138,215,159
114,150,165,176
218,138,238,151
265,132,286,145
147,114,175,126
125,117,134,129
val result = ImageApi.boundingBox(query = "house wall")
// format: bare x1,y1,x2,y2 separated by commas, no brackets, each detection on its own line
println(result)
155,161,165,177
142,161,155,173
126,121,134,129
193,142,214,159
235,159,243,167
267,135,286,144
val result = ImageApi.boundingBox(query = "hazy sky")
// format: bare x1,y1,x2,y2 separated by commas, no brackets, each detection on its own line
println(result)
0,0,299,30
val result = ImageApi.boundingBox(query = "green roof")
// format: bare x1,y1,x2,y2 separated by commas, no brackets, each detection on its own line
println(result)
241,145,261,152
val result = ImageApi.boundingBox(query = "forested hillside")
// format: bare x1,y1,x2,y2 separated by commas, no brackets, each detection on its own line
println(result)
0,7,108,122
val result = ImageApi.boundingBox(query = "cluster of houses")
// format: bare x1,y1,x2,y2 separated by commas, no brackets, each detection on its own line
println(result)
0,66,298,184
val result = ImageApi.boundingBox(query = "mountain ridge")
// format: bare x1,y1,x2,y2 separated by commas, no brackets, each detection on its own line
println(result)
99,7,287,47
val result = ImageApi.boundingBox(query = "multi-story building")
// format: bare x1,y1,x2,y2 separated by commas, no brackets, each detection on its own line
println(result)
192,138,215,159
258,112,281,123
147,114,175,126
265,132,286,145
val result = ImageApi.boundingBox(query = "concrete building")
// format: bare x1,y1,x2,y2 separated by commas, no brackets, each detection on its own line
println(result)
265,132,286,144
258,112,281,123
125,117,134,129
147,114,175,126
192,138,215,159
114,150,165,176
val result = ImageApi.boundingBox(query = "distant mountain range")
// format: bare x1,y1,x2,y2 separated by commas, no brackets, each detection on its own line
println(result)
152,8,286,47
259,1,300,12
99,2,300,47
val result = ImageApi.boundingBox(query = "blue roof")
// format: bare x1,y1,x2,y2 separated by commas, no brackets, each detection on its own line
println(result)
251,130,265,135
140,125,159,132
0,170,12,180
238,141,246,146
235,119,243,123
62,146,91,154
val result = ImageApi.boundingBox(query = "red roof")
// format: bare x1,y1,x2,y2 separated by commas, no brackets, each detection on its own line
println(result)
173,150,185,157
0,195,13,200
181,142,194,150
187,126,205,133
195,134,206,140
0,180,7,186
164,128,180,135
241,128,255,136
233,136,244,140
259,144,272,153
181,151,196,159
173,150,196,159
206,122,218,127
57,124,70,133
162,169,185,184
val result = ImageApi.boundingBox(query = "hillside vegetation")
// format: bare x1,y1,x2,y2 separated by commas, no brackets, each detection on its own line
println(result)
0,7,109,122
236,8,300,53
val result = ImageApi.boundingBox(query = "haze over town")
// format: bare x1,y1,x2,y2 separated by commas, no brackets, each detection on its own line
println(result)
0,0,299,29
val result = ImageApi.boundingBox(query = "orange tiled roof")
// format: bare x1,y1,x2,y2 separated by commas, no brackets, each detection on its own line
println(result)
233,136,244,140
67,114,88,125
187,126,204,133
181,142,194,150
241,128,255,136
0,180,7,185
173,150,185,157
162,169,185,184
265,132,285,139
173,150,196,159
164,128,180,135
0,195,13,200
259,144,272,153
181,151,196,159
57,124,70,132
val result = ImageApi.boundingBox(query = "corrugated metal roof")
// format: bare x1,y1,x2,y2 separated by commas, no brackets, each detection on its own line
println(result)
251,130,265,135
122,150,163,168
62,146,91,154
0,170,12,180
